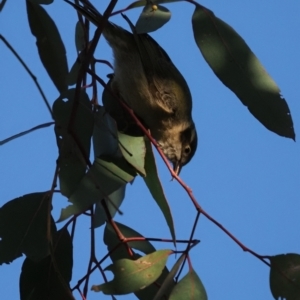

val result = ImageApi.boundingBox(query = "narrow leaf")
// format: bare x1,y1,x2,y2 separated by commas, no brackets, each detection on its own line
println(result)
75,21,85,52
270,254,300,300
143,138,175,243
0,122,54,146
192,5,295,140
26,1,68,93
153,253,184,300
66,59,81,86
91,250,172,295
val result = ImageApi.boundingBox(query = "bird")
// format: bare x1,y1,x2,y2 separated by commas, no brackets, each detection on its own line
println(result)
65,0,198,175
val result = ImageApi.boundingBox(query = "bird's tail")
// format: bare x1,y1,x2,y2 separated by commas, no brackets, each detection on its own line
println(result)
64,0,135,51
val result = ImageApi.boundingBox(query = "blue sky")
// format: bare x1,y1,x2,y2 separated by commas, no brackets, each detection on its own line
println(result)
1,1,299,299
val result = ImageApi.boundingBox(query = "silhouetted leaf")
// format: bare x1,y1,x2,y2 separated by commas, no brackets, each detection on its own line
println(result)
91,249,172,295
270,254,300,300
66,59,81,86
93,187,125,228
53,89,93,198
26,1,68,92
192,5,295,140
143,138,175,243
93,106,120,158
0,192,51,264
92,107,125,228
136,4,171,33
19,228,74,300
59,156,136,221
169,268,207,300
75,21,85,52
0,122,54,146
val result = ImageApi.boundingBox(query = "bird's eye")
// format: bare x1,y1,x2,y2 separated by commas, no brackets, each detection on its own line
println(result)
184,146,191,155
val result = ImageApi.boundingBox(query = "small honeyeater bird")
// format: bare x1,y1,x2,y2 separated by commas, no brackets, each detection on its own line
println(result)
65,0,198,175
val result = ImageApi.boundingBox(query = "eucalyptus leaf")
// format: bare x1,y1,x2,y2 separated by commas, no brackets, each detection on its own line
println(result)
270,254,300,300
192,5,295,140
169,268,207,300
143,138,175,243
91,250,172,295
75,21,85,52
0,192,51,264
118,132,146,176
59,156,136,221
136,4,171,34
26,1,68,93
53,89,93,198
19,228,74,300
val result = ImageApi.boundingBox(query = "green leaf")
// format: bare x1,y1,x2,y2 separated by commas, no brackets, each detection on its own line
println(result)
104,222,173,299
0,192,51,264
59,156,136,221
136,4,171,34
169,268,207,300
91,249,172,295
26,1,68,93
0,122,54,146
104,222,156,260
75,21,85,52
93,187,125,228
92,108,126,228
19,228,74,300
53,89,93,198
153,253,184,300
118,132,146,176
93,106,120,158
143,138,175,242
66,59,81,86
192,5,295,140
269,254,300,300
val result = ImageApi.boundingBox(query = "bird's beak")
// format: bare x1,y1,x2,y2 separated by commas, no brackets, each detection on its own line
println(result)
173,161,182,176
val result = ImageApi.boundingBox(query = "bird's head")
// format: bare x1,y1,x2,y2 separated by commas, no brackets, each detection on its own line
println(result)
158,122,198,176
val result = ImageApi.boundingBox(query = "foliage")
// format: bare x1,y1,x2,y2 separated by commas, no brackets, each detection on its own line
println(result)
0,0,298,299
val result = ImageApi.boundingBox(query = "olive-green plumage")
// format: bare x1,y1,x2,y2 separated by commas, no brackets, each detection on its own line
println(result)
66,0,198,174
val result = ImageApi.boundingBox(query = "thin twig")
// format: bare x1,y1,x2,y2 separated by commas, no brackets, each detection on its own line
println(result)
0,35,53,118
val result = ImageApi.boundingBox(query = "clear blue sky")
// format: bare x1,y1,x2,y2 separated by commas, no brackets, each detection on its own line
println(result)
1,1,299,299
